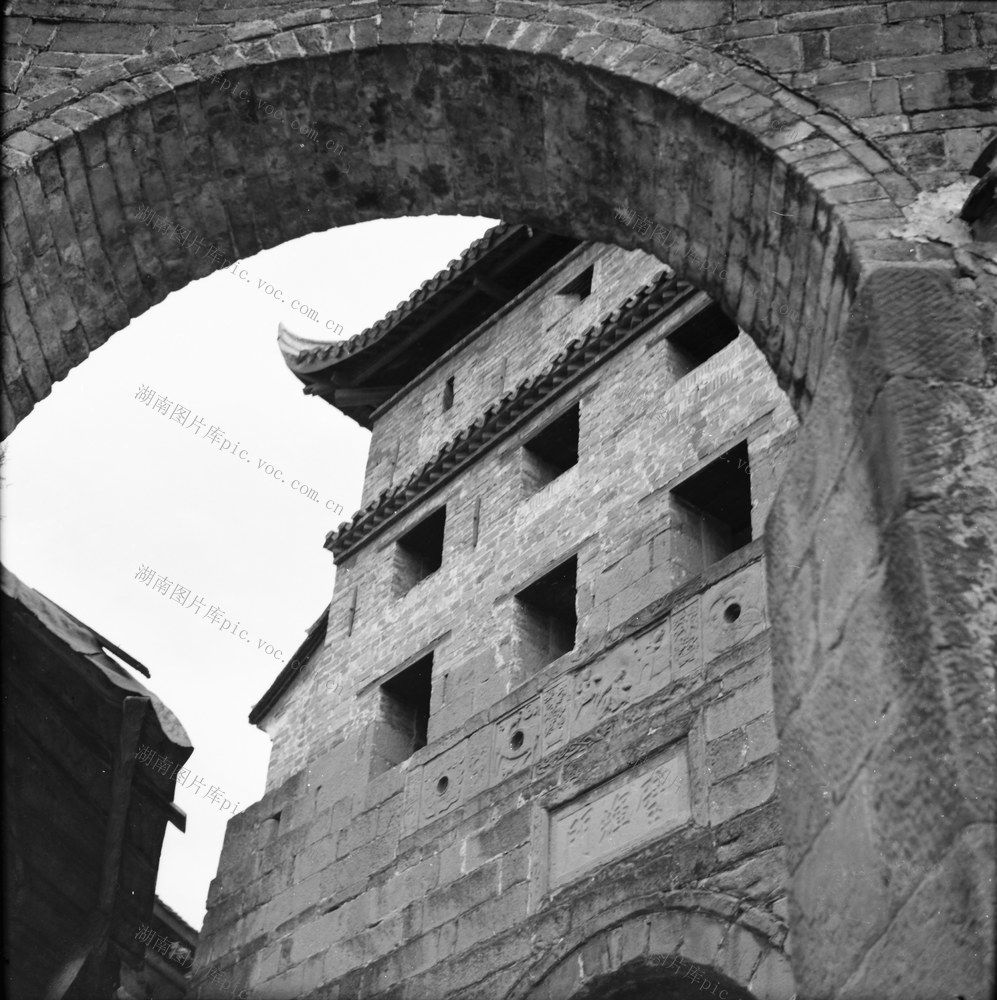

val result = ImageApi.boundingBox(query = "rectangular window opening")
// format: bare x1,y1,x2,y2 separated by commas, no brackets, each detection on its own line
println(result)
522,404,579,495
443,376,455,412
668,302,738,377
559,265,593,301
514,556,577,673
370,653,433,777
394,506,446,597
669,442,752,582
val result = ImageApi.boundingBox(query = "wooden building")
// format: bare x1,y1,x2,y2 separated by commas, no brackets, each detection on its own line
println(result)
2,565,192,1000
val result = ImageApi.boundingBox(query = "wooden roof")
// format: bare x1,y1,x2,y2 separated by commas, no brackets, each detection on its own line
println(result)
279,223,581,428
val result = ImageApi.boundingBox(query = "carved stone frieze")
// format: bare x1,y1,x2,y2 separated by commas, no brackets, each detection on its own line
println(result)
672,597,702,678
407,561,762,831
401,768,423,837
464,725,492,800
572,652,639,734
541,678,570,755
631,619,671,692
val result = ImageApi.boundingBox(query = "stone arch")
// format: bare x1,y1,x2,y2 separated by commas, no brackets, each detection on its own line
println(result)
2,6,913,435
505,891,793,1000
3,5,994,999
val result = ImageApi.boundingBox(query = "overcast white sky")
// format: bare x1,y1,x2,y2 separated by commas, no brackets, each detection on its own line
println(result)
0,215,497,929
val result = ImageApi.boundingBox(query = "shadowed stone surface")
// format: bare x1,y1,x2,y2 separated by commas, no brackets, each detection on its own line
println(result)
2,3,995,998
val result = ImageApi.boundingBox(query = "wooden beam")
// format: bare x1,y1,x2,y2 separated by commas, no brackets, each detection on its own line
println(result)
99,696,149,911
332,386,402,407
44,696,149,1000
96,636,150,678
472,273,513,302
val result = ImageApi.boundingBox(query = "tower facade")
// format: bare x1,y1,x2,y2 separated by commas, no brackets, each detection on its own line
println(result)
197,226,800,999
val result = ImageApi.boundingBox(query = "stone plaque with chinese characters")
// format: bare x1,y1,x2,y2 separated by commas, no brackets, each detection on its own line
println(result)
548,745,691,887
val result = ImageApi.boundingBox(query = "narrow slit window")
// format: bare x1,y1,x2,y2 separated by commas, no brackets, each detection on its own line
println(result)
394,506,446,597
522,404,579,495
443,376,455,412
514,556,577,673
668,442,752,583
370,654,433,776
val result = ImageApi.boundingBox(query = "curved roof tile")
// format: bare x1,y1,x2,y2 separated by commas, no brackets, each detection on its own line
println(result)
278,222,516,374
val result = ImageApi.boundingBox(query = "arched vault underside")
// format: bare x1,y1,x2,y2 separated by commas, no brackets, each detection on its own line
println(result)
7,10,921,430
2,5,994,999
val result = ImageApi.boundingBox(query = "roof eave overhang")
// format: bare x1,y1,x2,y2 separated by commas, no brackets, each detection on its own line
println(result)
277,223,579,428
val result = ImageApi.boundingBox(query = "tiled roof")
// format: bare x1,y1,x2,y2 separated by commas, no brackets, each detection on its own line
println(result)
326,268,697,562
279,222,517,374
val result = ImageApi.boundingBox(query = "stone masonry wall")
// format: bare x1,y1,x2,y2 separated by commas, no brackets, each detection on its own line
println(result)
257,244,796,793
4,2,993,996
5,0,993,196
195,245,799,997
262,637,326,798
360,244,667,506
4,0,993,434
198,553,796,997
198,541,796,998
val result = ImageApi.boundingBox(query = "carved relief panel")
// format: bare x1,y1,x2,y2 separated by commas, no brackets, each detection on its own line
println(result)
572,651,639,735
548,743,691,888
703,563,768,661
463,725,492,800
494,699,540,782
541,678,570,756
672,597,702,678
630,619,671,694
401,767,423,837
420,740,466,824
405,559,759,834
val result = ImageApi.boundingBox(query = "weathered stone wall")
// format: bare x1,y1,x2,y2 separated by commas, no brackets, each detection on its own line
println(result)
4,0,993,194
361,244,666,507
196,243,800,997
203,644,794,998
765,263,996,1000
258,244,795,791
3,2,994,997
260,636,327,796
7,0,992,434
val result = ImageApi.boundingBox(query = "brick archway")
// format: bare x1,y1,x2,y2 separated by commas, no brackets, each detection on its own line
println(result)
506,892,791,1000
3,4,994,998
3,9,909,433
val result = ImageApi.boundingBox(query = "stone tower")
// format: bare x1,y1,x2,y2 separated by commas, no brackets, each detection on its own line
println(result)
196,226,802,999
